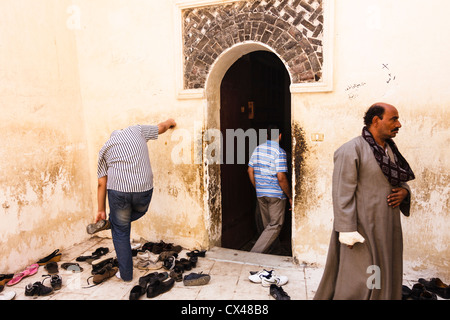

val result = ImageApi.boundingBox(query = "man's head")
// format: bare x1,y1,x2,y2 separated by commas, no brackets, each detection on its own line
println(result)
364,102,402,141
267,124,282,141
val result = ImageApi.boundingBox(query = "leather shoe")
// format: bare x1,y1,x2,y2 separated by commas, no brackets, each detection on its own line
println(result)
147,277,175,298
418,278,449,299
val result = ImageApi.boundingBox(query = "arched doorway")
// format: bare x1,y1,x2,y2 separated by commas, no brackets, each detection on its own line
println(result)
219,50,292,256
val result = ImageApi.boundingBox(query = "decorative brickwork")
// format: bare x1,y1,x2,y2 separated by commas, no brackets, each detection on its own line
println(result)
182,0,324,89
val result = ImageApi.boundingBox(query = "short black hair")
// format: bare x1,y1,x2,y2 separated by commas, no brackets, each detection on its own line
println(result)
267,124,281,140
364,105,385,127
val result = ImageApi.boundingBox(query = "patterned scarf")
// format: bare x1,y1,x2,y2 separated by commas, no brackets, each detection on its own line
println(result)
362,127,415,186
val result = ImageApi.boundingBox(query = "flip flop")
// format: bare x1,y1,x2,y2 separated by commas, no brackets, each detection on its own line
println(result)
26,263,39,276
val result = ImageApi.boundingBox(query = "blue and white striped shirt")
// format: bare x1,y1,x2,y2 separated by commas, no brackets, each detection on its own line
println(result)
248,140,288,199
97,125,159,192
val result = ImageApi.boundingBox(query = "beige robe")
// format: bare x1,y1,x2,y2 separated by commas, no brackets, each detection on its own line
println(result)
314,136,411,300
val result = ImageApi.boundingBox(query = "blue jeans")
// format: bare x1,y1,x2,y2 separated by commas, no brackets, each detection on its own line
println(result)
108,188,153,281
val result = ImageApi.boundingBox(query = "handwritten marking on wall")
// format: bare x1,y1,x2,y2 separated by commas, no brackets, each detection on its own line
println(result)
346,82,367,99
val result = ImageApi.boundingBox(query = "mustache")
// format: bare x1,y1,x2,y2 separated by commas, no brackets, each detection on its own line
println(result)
391,128,400,133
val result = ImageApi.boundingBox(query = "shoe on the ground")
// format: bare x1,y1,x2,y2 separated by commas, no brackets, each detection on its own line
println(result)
136,259,163,270
86,219,111,234
61,262,84,273
92,264,118,284
136,250,160,263
37,249,62,266
410,283,437,300
186,250,206,257
170,269,183,282
183,272,211,286
249,269,272,283
7,264,39,286
146,277,175,298
270,284,291,300
25,281,53,296
44,261,59,274
76,247,109,263
179,258,192,271
129,272,163,301
261,270,288,287
189,256,198,268
42,274,62,290
418,278,450,299
159,250,178,261
0,274,14,287
402,285,412,300
91,252,116,267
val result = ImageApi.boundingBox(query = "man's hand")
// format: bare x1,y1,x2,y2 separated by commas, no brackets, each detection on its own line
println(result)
387,187,408,208
95,211,107,223
158,119,176,134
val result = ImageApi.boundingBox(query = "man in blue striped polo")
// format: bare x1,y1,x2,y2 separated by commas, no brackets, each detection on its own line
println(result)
95,118,176,282
248,125,292,253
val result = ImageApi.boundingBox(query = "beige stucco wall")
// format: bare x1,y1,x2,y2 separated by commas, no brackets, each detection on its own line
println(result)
73,0,209,249
1,0,448,280
0,0,92,272
292,0,450,278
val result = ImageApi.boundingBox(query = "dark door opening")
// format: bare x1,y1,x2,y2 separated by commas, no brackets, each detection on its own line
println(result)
220,50,292,256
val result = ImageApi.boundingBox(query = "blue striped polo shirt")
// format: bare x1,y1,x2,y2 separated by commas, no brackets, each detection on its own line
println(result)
97,125,159,192
248,140,288,199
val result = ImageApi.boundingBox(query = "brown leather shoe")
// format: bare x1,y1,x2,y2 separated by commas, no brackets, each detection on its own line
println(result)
93,264,118,284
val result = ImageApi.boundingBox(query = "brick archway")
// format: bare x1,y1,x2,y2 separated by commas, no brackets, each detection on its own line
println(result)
182,0,324,89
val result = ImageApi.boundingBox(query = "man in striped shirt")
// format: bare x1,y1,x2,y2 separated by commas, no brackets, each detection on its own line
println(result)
95,118,176,281
248,125,292,253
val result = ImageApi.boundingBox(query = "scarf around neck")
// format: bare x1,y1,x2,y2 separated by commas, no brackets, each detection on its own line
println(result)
362,127,415,186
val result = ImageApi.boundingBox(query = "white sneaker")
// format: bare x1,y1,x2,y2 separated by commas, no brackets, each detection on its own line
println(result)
261,271,288,287
248,269,272,283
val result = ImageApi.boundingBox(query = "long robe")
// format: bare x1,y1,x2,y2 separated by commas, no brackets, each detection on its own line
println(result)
314,136,411,300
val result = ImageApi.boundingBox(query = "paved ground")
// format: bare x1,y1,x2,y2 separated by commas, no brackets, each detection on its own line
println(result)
1,235,443,301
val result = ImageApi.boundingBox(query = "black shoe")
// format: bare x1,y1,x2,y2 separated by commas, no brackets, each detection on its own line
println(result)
92,258,118,275
42,274,62,290
189,256,198,268
25,282,53,296
186,250,206,258
418,278,450,299
179,258,192,271
130,272,168,300
163,256,176,270
270,284,290,300
147,277,175,298
76,247,109,264
402,285,412,300
91,247,109,257
37,249,62,266
44,261,59,274
170,269,183,282
410,283,437,300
